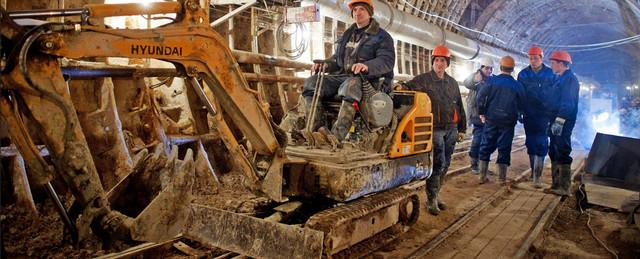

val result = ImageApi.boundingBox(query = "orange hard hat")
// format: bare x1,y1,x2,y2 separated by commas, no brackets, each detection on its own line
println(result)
528,46,543,56
432,45,450,58
500,55,516,68
347,0,374,10
549,50,572,64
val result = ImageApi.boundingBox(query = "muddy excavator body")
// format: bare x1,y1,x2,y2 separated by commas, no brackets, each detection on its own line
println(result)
0,1,433,257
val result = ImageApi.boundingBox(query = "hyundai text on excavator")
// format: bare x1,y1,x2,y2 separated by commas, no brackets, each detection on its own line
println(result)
0,1,433,257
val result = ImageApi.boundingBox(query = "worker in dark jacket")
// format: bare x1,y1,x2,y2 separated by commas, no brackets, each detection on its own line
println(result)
404,45,466,215
544,50,580,196
463,57,494,174
517,46,555,188
303,0,395,142
477,56,525,184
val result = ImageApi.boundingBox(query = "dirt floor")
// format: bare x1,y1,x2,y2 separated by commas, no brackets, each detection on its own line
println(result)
1,200,107,258
533,195,640,259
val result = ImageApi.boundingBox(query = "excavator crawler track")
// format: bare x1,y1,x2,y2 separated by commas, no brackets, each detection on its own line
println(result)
306,184,422,257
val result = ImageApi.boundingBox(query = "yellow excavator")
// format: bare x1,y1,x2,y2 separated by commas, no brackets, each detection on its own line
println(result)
0,1,433,257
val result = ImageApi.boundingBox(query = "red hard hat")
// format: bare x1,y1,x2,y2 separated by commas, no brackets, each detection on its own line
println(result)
347,0,374,10
528,46,543,56
549,50,572,64
432,45,450,58
500,55,516,68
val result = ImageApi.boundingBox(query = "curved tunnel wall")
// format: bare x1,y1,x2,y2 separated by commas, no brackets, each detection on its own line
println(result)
307,0,528,65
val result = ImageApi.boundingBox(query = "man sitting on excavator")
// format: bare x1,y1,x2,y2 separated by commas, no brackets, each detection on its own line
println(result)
302,0,395,143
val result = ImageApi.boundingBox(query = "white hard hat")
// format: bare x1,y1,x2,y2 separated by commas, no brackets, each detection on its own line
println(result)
478,57,494,68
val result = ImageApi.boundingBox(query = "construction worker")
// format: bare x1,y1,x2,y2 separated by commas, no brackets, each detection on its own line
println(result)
302,0,395,142
463,56,494,174
403,45,466,215
517,46,555,188
477,56,525,184
544,50,579,196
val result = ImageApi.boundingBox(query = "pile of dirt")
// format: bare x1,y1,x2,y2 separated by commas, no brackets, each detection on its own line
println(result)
1,201,106,258
535,195,640,258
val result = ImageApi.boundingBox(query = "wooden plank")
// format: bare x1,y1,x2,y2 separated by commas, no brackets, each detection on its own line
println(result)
497,194,556,258
95,237,181,259
513,197,562,259
584,183,639,211
452,189,531,259
427,190,523,259
475,191,545,258
412,188,510,259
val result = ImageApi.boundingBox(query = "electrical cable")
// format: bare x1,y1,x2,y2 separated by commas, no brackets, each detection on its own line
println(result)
577,185,620,259
398,0,506,44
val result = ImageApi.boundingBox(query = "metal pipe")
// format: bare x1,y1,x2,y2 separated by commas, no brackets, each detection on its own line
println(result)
188,76,218,116
243,73,305,84
8,8,85,19
61,65,306,84
85,2,182,18
232,50,312,70
210,0,257,27
308,0,527,63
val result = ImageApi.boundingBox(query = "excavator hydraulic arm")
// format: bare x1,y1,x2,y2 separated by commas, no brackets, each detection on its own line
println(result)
0,0,286,247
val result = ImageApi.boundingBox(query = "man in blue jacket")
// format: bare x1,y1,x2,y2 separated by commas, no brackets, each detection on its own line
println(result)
517,46,555,188
463,57,494,174
477,56,525,184
544,51,580,196
302,0,395,142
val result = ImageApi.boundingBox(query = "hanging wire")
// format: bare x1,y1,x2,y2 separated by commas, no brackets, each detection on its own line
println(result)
398,0,506,44
276,19,309,59
534,34,640,49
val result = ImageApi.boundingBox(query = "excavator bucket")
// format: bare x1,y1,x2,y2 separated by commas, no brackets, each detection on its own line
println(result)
106,143,195,242
585,133,640,189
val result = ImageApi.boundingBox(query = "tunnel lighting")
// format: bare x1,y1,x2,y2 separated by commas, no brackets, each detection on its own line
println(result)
635,85,639,89
627,86,632,90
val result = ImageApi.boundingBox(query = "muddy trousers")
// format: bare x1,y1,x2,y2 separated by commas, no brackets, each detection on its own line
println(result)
426,128,458,200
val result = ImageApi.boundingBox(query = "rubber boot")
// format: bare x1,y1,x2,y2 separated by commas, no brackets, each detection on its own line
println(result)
331,100,356,141
427,196,440,215
532,156,544,188
470,157,479,174
426,174,441,215
497,163,508,183
544,163,560,194
558,164,572,196
528,155,535,180
479,160,489,184
437,173,447,210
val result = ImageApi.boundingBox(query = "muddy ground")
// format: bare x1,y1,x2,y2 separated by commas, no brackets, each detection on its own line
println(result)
2,140,638,258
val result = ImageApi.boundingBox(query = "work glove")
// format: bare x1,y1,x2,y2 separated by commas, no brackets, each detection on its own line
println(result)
457,132,465,143
550,117,565,136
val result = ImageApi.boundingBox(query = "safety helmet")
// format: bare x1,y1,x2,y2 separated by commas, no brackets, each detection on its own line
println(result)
549,50,572,64
478,56,494,68
347,0,374,10
500,55,515,68
431,45,451,66
432,45,450,58
528,45,543,56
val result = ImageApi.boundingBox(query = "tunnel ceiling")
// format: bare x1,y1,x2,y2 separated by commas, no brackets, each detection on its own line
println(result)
453,0,640,92
391,0,640,91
